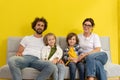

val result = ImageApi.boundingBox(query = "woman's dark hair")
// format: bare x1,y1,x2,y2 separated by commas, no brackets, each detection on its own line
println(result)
66,32,79,46
82,18,95,27
32,17,48,31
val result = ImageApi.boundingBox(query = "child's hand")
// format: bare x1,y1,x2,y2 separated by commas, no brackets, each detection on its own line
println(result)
71,58,78,63
68,57,73,60
69,57,78,63
52,58,59,64
58,59,64,64
78,53,88,61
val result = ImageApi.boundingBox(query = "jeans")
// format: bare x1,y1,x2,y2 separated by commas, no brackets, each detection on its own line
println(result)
85,52,108,80
53,63,66,80
68,62,85,80
8,55,55,80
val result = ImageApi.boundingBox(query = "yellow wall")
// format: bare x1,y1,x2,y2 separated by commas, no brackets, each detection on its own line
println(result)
0,0,118,66
118,0,120,63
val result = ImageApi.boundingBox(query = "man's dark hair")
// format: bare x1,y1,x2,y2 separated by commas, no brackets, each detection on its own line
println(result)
32,17,48,31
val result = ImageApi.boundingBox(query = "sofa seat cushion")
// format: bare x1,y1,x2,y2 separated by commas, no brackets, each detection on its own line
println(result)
104,63,120,77
0,64,80,79
0,64,40,79
64,66,79,79
0,64,11,78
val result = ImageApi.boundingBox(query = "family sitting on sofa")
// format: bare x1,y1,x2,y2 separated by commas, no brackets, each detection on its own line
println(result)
8,17,108,80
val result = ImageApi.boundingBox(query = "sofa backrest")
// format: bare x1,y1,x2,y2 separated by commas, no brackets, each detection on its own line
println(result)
7,36,111,63
7,37,22,60
99,37,111,63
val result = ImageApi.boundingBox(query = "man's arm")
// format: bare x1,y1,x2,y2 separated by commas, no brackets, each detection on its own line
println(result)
16,44,24,56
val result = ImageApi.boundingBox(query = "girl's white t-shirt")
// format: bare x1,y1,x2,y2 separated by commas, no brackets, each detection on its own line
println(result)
20,35,44,59
78,33,101,53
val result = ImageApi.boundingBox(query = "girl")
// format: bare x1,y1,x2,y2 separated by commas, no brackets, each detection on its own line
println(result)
41,33,65,80
63,32,85,80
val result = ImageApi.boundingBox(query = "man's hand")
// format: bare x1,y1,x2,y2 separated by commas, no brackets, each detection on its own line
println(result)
16,44,24,56
16,52,22,56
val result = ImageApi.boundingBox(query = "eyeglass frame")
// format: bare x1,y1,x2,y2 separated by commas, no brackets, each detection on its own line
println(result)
83,24,93,27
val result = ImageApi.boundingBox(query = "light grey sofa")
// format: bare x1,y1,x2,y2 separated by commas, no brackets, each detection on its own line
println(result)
0,36,120,80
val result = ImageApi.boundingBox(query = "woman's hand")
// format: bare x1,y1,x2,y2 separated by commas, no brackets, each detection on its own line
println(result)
78,53,89,61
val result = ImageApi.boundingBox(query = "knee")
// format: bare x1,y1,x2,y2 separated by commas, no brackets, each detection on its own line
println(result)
99,52,108,64
78,62,84,69
54,65,58,72
52,65,58,74
57,63,65,68
57,64,65,71
101,52,108,59
86,55,94,61
46,62,58,72
68,62,76,70
8,56,18,65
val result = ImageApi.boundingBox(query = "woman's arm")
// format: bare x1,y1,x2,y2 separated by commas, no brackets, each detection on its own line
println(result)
78,47,101,62
87,47,101,55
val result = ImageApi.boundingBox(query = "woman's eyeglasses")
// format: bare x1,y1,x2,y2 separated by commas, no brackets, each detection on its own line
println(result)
83,24,92,27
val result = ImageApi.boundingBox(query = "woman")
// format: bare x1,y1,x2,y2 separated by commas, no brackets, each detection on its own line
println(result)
78,18,108,80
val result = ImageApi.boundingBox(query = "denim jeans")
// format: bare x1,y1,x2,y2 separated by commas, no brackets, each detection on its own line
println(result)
8,55,55,80
52,63,66,80
68,62,85,80
85,52,108,80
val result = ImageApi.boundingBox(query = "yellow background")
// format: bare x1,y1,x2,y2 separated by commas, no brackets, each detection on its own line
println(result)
119,0,120,64
0,0,119,68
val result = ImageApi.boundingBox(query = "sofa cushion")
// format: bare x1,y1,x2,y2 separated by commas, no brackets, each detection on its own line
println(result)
0,64,79,79
7,37,22,60
58,37,67,50
0,64,11,78
100,37,112,63
0,64,40,79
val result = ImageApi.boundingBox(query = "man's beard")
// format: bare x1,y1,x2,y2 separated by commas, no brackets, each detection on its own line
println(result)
35,29,44,34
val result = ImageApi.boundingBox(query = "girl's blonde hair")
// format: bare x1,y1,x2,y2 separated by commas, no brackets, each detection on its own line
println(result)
43,33,56,46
